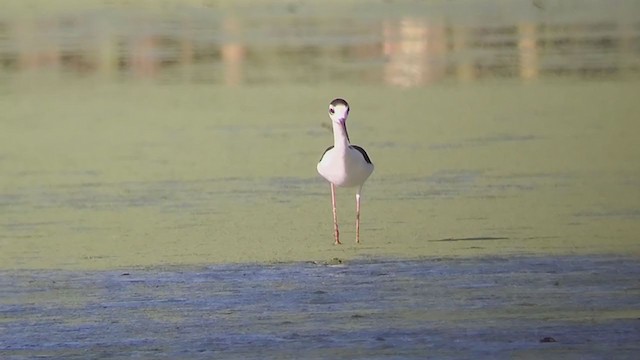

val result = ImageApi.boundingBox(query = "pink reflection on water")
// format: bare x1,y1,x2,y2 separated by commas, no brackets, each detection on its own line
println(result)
383,18,447,87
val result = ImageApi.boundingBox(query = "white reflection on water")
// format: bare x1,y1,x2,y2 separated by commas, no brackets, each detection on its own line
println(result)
0,1,639,86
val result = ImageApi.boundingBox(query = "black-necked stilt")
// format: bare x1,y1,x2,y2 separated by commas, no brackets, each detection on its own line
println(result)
317,98,374,245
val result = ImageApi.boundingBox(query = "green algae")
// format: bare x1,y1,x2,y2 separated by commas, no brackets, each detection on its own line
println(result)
1,0,639,269
1,80,639,270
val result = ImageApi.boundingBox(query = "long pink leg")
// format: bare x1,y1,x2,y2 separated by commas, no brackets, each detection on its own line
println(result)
331,183,341,245
355,190,361,244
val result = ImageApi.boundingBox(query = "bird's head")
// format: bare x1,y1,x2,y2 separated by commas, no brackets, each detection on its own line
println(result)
328,98,350,126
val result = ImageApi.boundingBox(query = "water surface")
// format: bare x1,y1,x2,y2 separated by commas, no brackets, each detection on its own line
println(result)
1,1,640,358
1,256,639,358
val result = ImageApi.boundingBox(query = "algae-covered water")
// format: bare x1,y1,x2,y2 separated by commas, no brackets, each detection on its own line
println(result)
1,0,640,358
2,80,640,269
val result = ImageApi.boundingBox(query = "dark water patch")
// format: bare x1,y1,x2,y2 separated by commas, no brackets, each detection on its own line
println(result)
430,134,540,150
429,236,509,242
574,208,640,220
1,256,639,359
400,169,558,201
2,177,294,214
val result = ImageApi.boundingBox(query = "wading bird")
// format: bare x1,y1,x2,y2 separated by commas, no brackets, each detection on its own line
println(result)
317,98,374,244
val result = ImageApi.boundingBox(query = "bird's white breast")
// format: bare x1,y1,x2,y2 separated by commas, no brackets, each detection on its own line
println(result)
317,146,374,188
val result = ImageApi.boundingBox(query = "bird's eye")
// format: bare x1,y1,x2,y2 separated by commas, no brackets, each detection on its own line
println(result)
329,108,335,114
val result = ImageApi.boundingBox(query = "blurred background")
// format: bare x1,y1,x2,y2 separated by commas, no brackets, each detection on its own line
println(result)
2,0,639,85
1,0,639,269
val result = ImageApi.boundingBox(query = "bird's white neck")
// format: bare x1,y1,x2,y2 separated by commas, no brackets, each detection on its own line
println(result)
332,121,350,149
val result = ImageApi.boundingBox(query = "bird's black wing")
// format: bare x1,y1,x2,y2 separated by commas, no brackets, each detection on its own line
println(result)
318,145,334,162
350,145,372,164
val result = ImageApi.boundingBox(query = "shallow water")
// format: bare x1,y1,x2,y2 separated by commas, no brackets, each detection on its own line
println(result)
1,2,640,357
1,256,639,359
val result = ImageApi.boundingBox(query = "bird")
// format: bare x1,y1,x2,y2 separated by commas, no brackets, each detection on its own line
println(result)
317,98,374,245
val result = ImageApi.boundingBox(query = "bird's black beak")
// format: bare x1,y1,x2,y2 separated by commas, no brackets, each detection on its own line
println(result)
341,121,350,143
